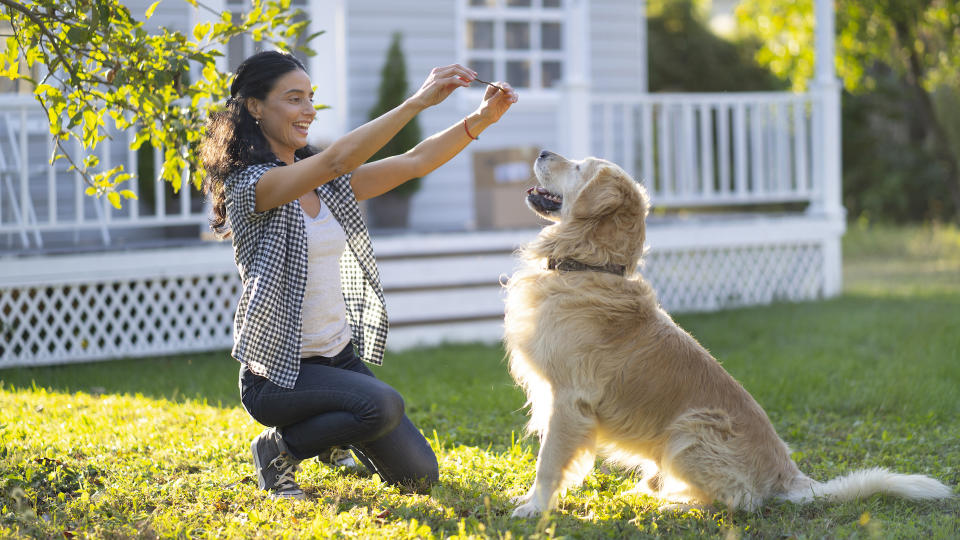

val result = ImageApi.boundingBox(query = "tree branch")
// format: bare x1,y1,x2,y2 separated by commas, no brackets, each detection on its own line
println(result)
31,97,97,188
0,0,80,83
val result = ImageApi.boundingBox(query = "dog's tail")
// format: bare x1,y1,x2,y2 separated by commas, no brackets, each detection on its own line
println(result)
782,468,953,504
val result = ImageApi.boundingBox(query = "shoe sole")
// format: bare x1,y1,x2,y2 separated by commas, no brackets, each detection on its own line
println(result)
251,436,269,490
268,490,307,500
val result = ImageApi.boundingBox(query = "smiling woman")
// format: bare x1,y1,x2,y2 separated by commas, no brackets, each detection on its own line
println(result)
244,69,317,165
198,49,518,500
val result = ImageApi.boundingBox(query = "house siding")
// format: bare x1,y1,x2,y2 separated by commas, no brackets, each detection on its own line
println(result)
126,0,194,34
590,0,646,93
343,0,645,231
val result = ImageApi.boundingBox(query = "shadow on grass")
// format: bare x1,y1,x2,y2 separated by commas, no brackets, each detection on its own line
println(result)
380,476,742,538
313,472,695,539
0,341,525,430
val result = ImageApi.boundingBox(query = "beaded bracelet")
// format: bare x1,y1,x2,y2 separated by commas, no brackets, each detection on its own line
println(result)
463,118,478,140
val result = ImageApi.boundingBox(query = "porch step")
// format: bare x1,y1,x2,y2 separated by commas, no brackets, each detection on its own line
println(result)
373,229,533,349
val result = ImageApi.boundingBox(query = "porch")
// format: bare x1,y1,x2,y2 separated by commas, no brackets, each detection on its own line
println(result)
0,211,841,367
0,82,844,368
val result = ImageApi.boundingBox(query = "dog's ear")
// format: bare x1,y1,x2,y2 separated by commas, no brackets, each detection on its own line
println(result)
571,165,629,220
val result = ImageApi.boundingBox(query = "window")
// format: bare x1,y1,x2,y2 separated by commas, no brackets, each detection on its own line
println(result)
463,0,564,91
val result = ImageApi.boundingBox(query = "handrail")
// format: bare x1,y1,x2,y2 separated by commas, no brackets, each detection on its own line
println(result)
590,91,819,208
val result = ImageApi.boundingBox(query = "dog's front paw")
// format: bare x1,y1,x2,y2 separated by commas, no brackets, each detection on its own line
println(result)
511,502,544,518
511,492,532,505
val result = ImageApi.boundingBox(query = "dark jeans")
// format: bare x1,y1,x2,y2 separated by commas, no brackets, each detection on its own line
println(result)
239,344,438,491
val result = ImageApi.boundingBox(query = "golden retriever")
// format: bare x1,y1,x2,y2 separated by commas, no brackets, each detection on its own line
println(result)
504,150,953,517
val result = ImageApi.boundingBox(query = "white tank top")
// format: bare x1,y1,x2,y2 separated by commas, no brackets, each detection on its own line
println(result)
299,198,352,358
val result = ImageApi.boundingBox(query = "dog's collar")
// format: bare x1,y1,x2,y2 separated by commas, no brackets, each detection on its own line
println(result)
547,258,626,276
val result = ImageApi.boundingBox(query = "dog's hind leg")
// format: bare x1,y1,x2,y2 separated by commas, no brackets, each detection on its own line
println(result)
512,400,597,518
660,409,760,510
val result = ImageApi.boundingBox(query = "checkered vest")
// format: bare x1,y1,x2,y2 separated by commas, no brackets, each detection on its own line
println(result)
225,162,388,388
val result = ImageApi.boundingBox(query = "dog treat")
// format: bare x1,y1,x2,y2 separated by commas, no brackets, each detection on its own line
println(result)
473,77,504,93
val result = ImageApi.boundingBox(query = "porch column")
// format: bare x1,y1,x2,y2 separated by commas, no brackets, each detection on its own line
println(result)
561,0,591,158
308,0,348,146
812,0,845,296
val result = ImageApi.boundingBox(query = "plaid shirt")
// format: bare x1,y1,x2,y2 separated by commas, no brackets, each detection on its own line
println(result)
225,161,388,388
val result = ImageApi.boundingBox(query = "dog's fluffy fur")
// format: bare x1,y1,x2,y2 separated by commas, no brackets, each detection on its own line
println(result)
504,151,953,517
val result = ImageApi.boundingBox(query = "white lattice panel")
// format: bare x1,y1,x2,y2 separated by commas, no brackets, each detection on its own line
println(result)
643,243,824,313
0,272,240,366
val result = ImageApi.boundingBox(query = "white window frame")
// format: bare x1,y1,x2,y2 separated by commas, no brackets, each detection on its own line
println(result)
457,0,566,101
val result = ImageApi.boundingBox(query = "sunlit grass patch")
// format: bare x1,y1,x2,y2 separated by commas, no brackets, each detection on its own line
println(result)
843,221,960,297
2,224,959,538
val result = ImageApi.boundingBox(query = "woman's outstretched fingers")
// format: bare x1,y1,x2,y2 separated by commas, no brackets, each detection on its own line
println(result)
486,81,518,103
477,81,518,124
443,63,478,81
413,65,476,108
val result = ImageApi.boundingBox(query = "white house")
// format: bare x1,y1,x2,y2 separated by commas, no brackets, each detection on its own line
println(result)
0,0,844,367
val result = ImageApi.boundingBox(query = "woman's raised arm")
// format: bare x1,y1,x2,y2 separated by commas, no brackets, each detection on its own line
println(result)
349,81,518,201
253,64,478,212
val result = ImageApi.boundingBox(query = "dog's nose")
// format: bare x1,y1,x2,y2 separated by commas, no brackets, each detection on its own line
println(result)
539,150,552,159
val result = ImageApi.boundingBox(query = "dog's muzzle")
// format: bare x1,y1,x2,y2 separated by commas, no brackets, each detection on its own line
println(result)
525,185,562,213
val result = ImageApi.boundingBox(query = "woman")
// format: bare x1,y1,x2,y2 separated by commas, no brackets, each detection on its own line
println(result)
201,50,517,499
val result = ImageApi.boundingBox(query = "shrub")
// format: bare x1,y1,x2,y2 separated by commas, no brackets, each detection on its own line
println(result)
367,32,423,196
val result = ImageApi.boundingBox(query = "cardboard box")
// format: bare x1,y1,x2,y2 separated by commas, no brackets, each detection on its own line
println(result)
473,147,546,230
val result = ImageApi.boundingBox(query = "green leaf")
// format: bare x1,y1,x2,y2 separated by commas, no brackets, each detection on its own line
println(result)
145,0,162,19
107,191,121,209
0,60,19,80
202,64,217,83
303,29,325,42
66,27,90,44
192,22,210,41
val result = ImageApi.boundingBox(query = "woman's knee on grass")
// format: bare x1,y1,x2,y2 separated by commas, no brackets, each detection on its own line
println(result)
392,452,440,494
361,382,406,439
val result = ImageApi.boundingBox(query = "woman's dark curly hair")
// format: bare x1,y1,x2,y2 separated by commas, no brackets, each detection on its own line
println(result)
201,50,316,238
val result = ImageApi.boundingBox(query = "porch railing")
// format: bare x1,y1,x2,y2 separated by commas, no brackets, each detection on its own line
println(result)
0,95,207,251
1,90,832,251
590,91,820,208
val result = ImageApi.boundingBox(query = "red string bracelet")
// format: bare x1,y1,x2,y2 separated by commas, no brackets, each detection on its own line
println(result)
463,118,478,140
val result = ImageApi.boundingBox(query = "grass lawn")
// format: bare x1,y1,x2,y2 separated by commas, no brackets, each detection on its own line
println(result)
2,223,958,538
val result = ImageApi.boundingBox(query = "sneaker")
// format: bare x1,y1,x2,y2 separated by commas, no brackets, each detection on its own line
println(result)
251,427,305,499
318,446,359,469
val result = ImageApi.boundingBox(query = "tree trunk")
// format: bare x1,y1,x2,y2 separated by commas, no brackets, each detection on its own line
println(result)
894,18,960,219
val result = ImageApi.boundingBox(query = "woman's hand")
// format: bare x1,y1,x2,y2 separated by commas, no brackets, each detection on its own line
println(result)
350,77,518,200
409,64,476,109
475,81,519,125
